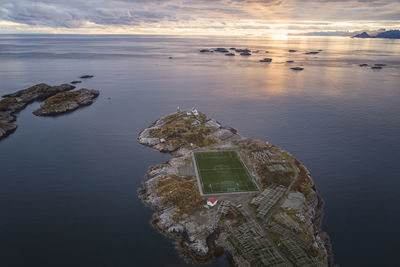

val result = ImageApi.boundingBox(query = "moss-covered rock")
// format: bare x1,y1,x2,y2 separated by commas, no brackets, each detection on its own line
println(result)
33,89,99,116
0,83,96,140
3,83,75,104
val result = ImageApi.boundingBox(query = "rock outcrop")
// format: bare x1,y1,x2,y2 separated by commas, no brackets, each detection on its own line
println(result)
0,83,75,140
33,89,99,116
2,83,75,104
291,67,304,71
0,122,17,139
240,51,251,56
259,58,272,62
215,48,229,53
80,75,94,79
0,83,99,140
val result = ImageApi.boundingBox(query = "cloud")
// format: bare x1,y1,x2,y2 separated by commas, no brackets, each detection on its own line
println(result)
0,0,399,34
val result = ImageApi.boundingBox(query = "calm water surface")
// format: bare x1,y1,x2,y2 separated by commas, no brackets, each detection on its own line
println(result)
0,35,399,267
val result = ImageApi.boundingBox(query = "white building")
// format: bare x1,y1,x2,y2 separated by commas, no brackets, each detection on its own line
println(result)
207,197,218,207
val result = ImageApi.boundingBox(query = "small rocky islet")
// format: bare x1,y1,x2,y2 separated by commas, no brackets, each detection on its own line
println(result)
259,58,272,63
33,89,99,116
0,83,75,139
199,47,305,70
199,47,388,72
0,76,99,140
291,67,304,71
80,74,94,79
137,109,333,266
359,63,387,69
304,51,319,55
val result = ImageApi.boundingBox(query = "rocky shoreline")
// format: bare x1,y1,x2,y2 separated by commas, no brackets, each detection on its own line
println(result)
0,81,99,140
137,110,333,266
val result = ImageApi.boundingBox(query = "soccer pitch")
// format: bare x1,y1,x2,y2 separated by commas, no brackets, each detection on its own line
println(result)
193,151,258,194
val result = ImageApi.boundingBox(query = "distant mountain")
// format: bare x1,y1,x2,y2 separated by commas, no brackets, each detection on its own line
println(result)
352,32,371,38
353,30,400,39
375,30,400,39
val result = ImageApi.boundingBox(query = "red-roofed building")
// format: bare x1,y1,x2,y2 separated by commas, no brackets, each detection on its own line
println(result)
207,197,218,207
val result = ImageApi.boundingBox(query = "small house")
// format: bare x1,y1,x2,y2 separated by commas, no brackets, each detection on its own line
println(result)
207,197,218,207
160,138,166,143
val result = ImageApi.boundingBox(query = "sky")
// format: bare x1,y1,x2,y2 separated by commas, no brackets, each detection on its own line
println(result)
0,0,399,36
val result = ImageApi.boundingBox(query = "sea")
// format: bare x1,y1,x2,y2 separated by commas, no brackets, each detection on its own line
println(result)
0,34,399,267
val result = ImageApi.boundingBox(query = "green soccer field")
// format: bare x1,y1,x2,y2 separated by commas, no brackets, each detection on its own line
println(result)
194,151,258,194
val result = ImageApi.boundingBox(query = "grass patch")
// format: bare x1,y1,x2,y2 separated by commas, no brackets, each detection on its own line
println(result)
155,175,203,219
194,151,258,194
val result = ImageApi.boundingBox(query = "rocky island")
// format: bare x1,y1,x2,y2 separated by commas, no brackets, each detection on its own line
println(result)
0,83,75,139
0,82,99,140
137,110,333,266
33,89,100,116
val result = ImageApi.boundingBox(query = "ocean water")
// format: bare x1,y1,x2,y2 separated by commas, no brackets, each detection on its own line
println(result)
0,34,399,267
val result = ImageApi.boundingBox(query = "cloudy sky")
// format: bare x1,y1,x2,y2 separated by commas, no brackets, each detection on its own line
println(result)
0,0,399,35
